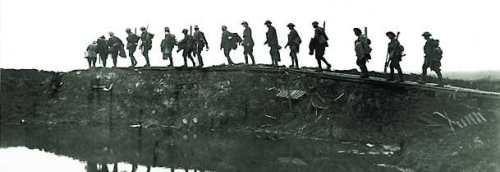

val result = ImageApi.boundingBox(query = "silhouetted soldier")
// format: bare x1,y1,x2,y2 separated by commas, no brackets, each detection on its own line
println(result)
220,25,235,65
421,31,444,84
264,20,281,66
96,35,108,67
309,21,331,71
193,25,209,67
160,27,177,67
285,23,301,68
108,32,124,68
241,21,255,64
140,27,154,67
353,28,371,78
177,29,196,67
386,31,405,81
126,28,139,67
86,41,98,68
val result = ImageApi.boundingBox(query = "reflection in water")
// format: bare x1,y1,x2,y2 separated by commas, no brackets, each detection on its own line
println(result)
0,125,402,172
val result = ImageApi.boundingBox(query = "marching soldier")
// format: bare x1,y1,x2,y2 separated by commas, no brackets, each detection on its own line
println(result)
285,23,301,68
193,25,209,67
125,28,139,67
421,32,443,84
386,31,404,81
96,35,108,67
264,20,281,66
177,29,196,67
241,21,255,65
353,28,371,78
220,25,235,65
160,27,177,67
107,32,124,68
139,27,154,67
309,21,331,71
85,41,98,69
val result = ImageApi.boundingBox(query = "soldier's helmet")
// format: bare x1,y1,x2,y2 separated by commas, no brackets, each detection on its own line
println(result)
287,23,295,28
99,35,105,39
353,28,362,35
125,28,131,33
165,27,170,32
194,25,199,30
241,21,248,25
264,20,272,25
140,27,146,31
109,32,114,36
386,31,396,38
222,25,227,30
422,32,432,37
182,29,188,34
312,21,319,27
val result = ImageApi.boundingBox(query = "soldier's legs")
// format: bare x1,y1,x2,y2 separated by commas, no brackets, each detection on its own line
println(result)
87,58,92,69
421,59,430,78
168,54,174,66
142,50,151,67
111,52,118,67
91,57,97,68
188,51,196,67
128,47,137,66
99,53,108,67
395,61,403,81
248,48,255,64
356,58,368,77
224,48,234,65
196,49,204,67
316,47,331,70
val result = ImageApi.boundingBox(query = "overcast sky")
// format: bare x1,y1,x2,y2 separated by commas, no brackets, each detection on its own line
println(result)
0,0,499,72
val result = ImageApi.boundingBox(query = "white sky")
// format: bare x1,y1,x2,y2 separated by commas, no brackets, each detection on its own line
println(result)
0,0,499,72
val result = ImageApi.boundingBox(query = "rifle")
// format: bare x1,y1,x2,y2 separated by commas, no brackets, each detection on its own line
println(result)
384,32,400,73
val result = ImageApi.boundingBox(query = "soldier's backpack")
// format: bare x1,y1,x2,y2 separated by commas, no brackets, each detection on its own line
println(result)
231,33,242,50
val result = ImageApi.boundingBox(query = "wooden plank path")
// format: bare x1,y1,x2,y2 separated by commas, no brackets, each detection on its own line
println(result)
104,64,500,100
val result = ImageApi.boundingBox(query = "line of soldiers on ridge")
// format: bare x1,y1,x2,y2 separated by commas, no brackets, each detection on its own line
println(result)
85,21,444,83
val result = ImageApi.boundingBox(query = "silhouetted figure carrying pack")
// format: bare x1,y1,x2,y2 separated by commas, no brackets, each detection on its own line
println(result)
107,32,125,68
85,41,98,68
220,25,236,65
160,27,177,67
193,25,209,67
177,29,196,67
264,20,281,66
139,26,154,67
285,23,301,68
96,35,108,67
241,21,255,64
309,21,331,71
421,31,444,85
353,28,371,78
125,28,140,67
386,31,405,82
